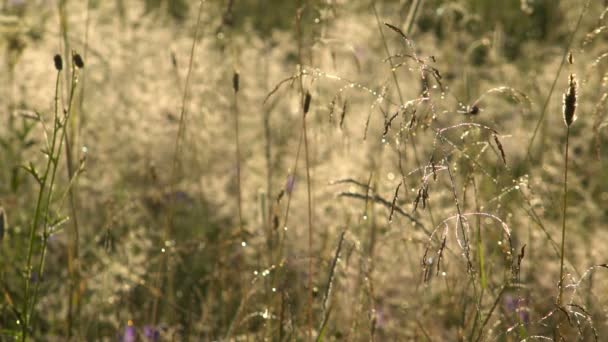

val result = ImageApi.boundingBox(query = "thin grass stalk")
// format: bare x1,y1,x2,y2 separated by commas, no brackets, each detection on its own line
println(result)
20,70,61,342
56,2,80,337
150,0,205,325
525,0,590,160
558,126,570,306
233,71,244,233
38,62,79,325
404,0,423,35
63,76,80,341
304,101,314,341
474,286,506,342
285,2,316,339
558,71,577,306
318,230,346,337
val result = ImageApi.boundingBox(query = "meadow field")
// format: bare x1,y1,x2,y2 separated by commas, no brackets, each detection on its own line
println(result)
0,0,607,340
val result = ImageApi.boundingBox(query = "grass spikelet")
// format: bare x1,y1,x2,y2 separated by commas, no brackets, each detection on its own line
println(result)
232,71,239,93
563,74,578,127
339,100,348,129
388,182,401,222
492,134,507,164
304,91,312,114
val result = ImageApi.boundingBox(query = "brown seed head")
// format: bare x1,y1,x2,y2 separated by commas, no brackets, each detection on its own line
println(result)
73,53,84,68
304,91,312,114
563,74,577,127
53,54,63,71
233,72,239,93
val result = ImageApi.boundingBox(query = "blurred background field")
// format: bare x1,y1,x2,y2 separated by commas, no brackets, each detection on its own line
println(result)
0,0,608,340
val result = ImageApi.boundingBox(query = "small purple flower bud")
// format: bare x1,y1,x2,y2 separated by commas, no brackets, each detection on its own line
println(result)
122,321,136,342
285,174,295,194
517,298,530,325
143,325,160,341
503,294,516,313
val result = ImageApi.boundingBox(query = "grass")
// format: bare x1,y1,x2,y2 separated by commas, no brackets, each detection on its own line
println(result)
0,0,607,340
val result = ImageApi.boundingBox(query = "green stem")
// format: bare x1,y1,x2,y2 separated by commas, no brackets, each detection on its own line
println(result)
21,71,62,341
558,126,570,305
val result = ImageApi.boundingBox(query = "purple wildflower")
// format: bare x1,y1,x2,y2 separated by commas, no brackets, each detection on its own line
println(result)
122,321,136,342
143,325,160,341
503,294,517,313
517,298,530,325
285,174,295,194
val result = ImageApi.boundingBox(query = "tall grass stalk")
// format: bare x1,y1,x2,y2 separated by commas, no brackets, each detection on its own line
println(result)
557,126,571,306
150,0,205,325
56,2,82,337
558,73,577,306
292,3,315,339
233,71,244,233
525,0,590,160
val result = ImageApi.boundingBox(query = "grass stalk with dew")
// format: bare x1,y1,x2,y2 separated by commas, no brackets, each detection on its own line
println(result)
150,0,206,326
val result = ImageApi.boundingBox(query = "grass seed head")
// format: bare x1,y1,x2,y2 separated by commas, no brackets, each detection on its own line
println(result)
304,91,312,114
233,72,239,93
563,74,577,127
53,54,62,71
73,53,85,69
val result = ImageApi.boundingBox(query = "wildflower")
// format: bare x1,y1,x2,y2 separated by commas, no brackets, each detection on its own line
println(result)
285,174,295,194
122,321,136,342
143,325,160,341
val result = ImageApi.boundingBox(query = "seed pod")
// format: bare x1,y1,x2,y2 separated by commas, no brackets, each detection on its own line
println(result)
303,91,312,114
53,54,63,71
233,72,239,93
73,53,85,68
563,74,577,127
